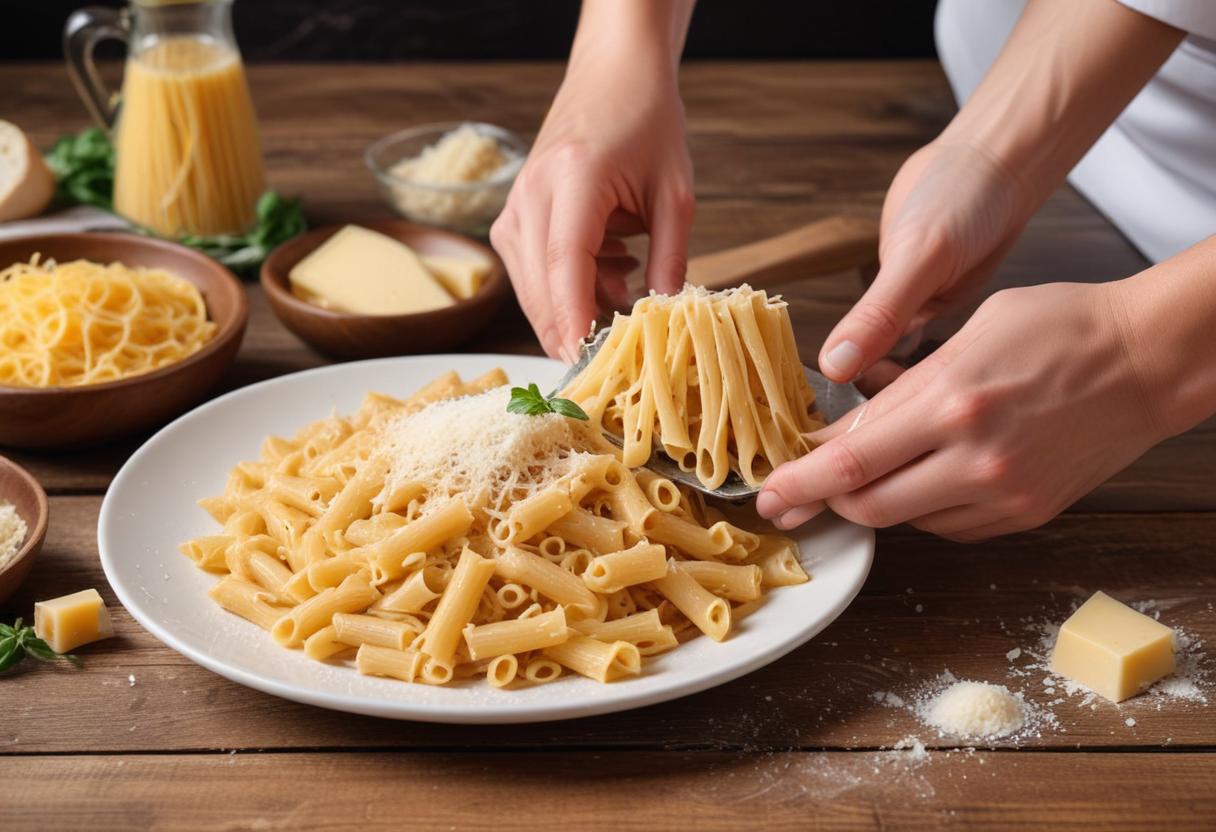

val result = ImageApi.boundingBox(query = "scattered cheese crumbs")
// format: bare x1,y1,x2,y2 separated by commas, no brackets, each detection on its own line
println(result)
1125,717,1136,727
871,691,907,709
921,680,1025,740
380,387,597,515
1006,648,1022,661
0,500,27,571
914,604,924,614
128,674,136,687
892,735,929,761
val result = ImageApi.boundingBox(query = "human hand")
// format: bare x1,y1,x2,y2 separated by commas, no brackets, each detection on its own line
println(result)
490,51,694,361
758,281,1170,541
818,140,1034,384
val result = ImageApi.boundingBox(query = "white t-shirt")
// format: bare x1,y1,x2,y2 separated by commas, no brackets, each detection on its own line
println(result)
936,0,1216,263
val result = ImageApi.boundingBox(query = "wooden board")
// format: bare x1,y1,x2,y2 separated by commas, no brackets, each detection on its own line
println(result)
3,752,1215,831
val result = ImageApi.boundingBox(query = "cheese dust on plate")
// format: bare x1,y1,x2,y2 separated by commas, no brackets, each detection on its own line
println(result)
0,501,27,570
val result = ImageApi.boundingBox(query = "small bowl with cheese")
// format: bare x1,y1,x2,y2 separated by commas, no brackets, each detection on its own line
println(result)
0,455,48,606
365,122,526,237
260,220,510,359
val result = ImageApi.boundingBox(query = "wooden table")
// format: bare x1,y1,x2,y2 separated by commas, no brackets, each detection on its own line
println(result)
2,62,1214,830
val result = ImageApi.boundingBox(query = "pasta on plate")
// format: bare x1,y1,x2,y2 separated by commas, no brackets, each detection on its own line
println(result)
562,285,825,489
0,255,215,388
181,369,810,689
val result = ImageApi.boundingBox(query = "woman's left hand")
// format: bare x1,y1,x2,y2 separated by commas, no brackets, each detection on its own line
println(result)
756,281,1171,541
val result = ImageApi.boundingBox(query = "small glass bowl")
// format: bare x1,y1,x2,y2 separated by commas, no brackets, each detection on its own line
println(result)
365,122,528,237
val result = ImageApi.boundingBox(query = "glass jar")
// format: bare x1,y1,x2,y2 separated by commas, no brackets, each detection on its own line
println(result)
65,0,266,236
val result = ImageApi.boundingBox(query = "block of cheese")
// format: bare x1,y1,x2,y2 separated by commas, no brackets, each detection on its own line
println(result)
289,225,454,315
421,254,489,300
1050,591,1175,702
33,588,115,654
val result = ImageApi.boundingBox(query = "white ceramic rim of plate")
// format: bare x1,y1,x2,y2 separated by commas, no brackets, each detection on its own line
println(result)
99,354,874,724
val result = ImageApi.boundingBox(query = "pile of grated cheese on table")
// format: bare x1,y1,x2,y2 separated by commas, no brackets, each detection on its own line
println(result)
0,500,27,571
377,387,601,515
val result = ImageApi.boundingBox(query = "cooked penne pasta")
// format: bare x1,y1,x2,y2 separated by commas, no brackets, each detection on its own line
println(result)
486,653,519,687
356,644,425,682
415,547,496,665
751,535,811,587
546,509,626,554
208,575,289,631
179,535,232,572
184,368,808,690
270,574,380,647
303,624,349,660
495,546,599,619
652,566,732,642
571,609,677,654
371,566,443,613
462,607,568,660
582,542,668,594
333,612,420,650
543,634,641,682
677,560,764,602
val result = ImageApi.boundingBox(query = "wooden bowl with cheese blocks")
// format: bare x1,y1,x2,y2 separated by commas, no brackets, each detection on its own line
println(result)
261,220,509,359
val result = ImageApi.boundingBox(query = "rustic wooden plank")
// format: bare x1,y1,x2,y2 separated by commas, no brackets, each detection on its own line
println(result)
2,496,1210,754
2,751,1214,831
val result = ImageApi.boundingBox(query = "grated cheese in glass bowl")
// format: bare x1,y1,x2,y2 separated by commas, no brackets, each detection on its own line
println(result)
365,122,527,237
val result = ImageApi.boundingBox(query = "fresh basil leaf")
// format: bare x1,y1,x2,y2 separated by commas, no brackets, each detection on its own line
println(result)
547,397,589,421
22,640,59,663
0,621,84,673
506,386,550,416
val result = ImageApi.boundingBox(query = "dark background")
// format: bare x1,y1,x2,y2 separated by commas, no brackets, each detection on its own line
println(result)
4,0,939,61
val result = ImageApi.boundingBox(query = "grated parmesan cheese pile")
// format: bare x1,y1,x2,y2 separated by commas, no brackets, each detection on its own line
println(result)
378,387,597,514
921,680,1026,740
0,500,27,571
392,124,512,186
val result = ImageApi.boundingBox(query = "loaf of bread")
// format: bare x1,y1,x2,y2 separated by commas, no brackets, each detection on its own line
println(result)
0,120,55,222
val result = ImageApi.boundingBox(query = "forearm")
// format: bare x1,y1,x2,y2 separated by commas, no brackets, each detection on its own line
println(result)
1113,235,1216,437
940,0,1183,208
569,0,695,79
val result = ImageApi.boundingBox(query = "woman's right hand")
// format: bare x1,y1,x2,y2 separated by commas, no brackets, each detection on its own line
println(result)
490,42,694,362
818,139,1035,387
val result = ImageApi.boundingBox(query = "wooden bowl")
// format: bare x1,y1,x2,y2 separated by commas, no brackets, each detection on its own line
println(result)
0,233,248,449
261,220,510,359
0,455,49,606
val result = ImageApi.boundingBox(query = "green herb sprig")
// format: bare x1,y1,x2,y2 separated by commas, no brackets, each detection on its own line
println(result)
0,618,82,674
44,126,115,210
507,383,589,421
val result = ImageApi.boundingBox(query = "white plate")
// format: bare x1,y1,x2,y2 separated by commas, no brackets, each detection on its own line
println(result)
99,354,874,724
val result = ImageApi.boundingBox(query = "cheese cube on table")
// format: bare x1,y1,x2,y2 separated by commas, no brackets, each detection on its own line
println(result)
289,225,454,315
33,588,115,654
1050,591,1175,702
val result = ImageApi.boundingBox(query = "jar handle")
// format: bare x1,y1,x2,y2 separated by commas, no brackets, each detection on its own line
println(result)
63,6,131,131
